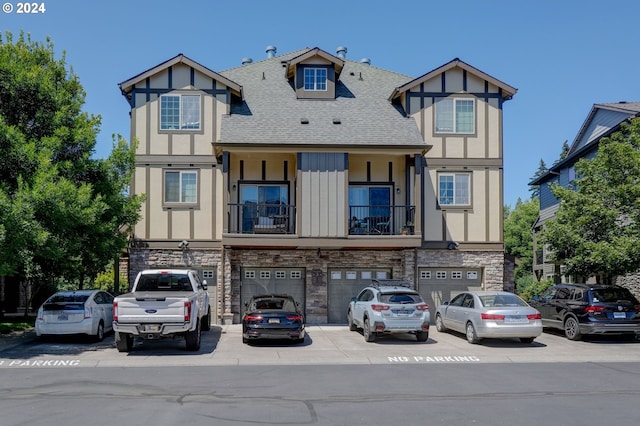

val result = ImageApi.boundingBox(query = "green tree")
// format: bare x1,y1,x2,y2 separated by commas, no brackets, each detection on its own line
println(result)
529,159,547,199
0,32,142,311
504,197,539,281
541,118,640,284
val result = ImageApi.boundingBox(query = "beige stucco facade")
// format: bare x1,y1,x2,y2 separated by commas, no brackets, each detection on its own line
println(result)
119,50,516,325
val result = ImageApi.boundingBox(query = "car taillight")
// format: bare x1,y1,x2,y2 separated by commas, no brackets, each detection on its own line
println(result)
527,313,542,320
286,315,303,322
84,307,92,319
113,302,118,321
371,304,390,312
633,305,640,312
184,301,191,322
481,313,505,321
416,303,429,311
584,305,605,313
36,308,43,321
244,314,262,322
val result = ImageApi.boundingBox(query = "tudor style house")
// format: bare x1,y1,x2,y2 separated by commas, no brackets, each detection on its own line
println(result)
530,102,640,292
118,46,517,324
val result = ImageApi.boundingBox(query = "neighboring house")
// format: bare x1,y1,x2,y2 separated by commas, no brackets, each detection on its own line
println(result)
530,102,640,290
118,46,517,324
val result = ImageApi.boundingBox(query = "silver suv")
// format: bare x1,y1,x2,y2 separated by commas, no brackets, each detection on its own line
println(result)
347,279,430,342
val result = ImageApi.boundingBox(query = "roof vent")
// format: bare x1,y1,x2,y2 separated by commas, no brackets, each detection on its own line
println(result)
332,118,341,124
360,58,371,65
300,118,309,124
336,46,347,59
241,57,253,65
266,45,277,58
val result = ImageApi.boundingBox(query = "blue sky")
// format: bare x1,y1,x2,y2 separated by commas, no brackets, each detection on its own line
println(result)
2,0,639,207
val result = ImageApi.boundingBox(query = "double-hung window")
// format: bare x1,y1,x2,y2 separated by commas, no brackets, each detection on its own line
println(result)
435,97,475,134
165,170,197,204
303,67,327,91
160,94,201,130
438,173,470,206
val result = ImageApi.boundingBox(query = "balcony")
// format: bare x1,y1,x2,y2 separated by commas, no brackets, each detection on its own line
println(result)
228,203,296,234
348,205,415,236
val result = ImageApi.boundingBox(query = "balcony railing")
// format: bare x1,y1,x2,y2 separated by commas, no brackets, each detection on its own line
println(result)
227,203,416,236
228,203,296,234
349,205,415,235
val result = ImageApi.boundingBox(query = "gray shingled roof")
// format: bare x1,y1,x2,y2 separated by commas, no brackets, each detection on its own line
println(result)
218,49,426,148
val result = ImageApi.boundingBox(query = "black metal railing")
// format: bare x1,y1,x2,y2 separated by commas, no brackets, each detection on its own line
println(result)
228,203,296,234
348,205,415,235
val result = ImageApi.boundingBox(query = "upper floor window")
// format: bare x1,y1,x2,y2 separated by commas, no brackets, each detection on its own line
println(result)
439,173,470,206
160,94,200,130
165,170,197,204
435,98,475,134
304,68,327,91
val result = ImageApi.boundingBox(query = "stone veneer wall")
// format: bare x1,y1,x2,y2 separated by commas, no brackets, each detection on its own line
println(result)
615,273,640,299
228,248,506,323
128,248,224,321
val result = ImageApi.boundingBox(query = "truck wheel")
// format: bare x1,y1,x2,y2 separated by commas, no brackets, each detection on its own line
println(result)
416,331,429,342
347,310,357,331
115,332,133,353
201,307,211,331
185,321,201,351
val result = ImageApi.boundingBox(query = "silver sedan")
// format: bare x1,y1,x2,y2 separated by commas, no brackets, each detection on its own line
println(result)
435,291,542,344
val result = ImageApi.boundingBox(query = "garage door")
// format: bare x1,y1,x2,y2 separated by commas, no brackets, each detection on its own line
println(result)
417,267,483,324
327,269,391,324
240,268,306,317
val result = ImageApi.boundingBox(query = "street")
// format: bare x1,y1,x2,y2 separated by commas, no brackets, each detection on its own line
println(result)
1,326,640,425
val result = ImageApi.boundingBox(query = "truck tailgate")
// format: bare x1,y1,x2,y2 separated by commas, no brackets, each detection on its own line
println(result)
115,292,192,323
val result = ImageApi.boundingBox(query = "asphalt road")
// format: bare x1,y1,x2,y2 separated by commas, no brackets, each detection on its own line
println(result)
1,326,640,425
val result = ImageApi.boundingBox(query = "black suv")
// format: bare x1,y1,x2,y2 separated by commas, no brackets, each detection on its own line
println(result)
530,284,640,340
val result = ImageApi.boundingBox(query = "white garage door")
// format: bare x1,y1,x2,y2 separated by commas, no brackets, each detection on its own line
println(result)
240,268,306,317
417,267,483,324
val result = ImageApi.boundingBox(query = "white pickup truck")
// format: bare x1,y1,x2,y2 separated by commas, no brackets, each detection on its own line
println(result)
112,269,211,352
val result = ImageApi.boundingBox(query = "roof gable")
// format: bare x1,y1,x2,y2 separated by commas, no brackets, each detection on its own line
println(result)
285,47,345,79
118,53,242,98
389,58,517,101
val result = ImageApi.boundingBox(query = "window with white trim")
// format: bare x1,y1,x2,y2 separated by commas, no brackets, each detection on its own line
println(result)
245,271,255,279
436,271,447,279
275,271,286,279
160,94,201,130
420,271,431,280
290,271,302,279
435,97,475,134
164,171,197,203
202,270,215,279
452,271,463,280
260,271,271,279
304,67,327,91
438,173,470,206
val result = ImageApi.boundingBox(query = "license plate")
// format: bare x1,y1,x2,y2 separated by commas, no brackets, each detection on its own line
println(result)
57,315,68,321
144,325,161,332
505,316,527,323
613,312,626,319
268,318,280,324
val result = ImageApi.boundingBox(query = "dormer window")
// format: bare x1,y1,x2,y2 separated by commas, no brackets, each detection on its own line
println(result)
304,68,327,91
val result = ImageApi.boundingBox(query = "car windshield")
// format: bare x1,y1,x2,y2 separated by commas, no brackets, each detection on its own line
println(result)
379,293,422,304
591,288,638,304
136,274,192,291
43,294,90,311
479,294,527,308
251,298,297,311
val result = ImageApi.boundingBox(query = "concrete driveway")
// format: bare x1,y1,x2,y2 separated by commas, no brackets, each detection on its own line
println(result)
1,324,639,368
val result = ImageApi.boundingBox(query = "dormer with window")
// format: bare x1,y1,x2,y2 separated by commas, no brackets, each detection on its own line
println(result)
285,47,344,100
